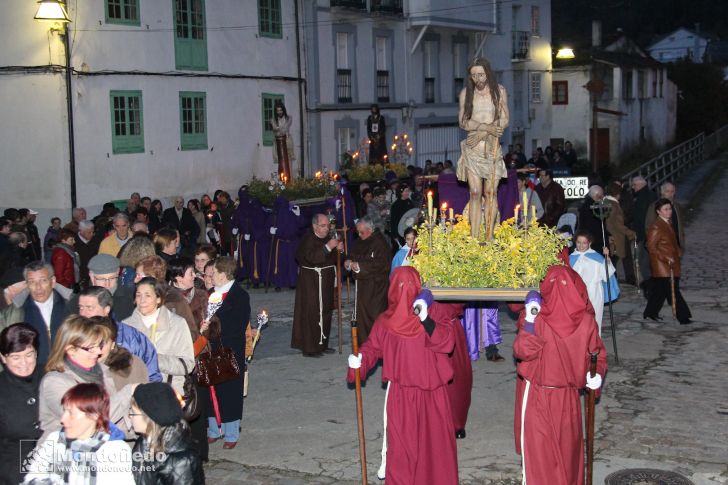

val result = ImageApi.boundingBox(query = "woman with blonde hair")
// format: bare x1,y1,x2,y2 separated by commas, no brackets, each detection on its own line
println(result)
153,227,179,263
123,277,194,396
38,315,135,442
117,233,156,288
129,382,204,483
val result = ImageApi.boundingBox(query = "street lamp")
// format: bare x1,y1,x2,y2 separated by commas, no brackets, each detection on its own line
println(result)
555,47,575,59
34,0,77,208
34,0,71,23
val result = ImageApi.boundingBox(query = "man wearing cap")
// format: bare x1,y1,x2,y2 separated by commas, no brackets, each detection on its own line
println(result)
65,254,135,321
77,286,162,382
0,261,67,366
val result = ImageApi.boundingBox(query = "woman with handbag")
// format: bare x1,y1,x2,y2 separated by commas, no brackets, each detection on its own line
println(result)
123,277,195,398
204,256,250,449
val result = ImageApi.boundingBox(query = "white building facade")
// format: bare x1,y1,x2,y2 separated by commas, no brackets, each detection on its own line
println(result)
302,0,554,174
551,37,678,166
648,28,709,64
1,0,305,222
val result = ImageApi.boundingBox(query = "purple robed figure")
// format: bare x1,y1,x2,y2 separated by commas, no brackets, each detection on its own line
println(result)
328,180,355,253
497,167,519,222
250,199,273,287
460,302,502,361
437,172,469,217
270,196,304,289
232,188,256,280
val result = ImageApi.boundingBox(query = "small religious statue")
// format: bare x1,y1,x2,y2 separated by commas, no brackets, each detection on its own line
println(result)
271,100,294,182
457,58,509,239
367,104,388,165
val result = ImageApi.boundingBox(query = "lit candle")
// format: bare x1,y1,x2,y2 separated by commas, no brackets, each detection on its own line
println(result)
531,204,536,222
514,204,520,224
427,191,433,223
440,202,447,222
449,207,454,220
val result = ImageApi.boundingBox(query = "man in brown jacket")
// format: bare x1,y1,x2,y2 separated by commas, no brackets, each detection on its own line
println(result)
535,169,565,227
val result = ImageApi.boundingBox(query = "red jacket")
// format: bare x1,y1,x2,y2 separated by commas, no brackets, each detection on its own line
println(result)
51,246,76,289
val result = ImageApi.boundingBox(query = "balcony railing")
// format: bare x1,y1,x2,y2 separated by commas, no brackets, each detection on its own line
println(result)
377,70,390,102
337,69,352,103
330,0,366,9
371,0,403,14
512,31,530,60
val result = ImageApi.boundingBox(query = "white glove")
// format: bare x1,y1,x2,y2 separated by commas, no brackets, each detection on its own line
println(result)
585,373,602,390
353,218,359,225
270,227,277,235
291,205,301,216
232,228,239,235
525,301,541,323
335,199,342,210
244,234,250,241
413,299,428,322
348,353,362,369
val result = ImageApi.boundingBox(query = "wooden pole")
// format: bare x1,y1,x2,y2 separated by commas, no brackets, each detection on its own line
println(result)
585,352,598,485
669,263,677,319
351,321,368,485
341,195,351,305
336,244,343,354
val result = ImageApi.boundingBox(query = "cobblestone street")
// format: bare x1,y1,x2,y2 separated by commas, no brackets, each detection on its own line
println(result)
203,157,728,484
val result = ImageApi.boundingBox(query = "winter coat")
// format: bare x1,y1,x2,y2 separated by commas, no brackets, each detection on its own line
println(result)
51,243,79,289
646,217,682,278
132,423,204,485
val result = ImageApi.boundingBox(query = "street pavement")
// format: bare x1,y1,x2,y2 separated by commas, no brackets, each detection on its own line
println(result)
204,155,728,484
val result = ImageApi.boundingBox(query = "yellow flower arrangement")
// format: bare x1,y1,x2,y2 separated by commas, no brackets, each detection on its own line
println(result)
411,217,566,288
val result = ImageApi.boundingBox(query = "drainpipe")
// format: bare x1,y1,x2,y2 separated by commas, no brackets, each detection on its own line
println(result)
63,29,77,208
294,0,305,177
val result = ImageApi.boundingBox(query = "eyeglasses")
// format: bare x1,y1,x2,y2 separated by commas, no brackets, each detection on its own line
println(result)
128,411,144,417
77,341,105,353
94,276,118,284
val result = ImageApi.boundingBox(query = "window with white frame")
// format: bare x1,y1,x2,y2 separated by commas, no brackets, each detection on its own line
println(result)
336,32,352,103
423,40,437,103
337,127,353,162
530,72,541,103
376,36,389,102
531,6,540,35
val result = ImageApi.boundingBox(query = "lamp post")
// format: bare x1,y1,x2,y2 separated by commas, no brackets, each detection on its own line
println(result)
556,46,602,173
34,0,77,209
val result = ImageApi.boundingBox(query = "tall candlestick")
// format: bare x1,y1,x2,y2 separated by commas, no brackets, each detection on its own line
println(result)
522,191,528,223
514,204,520,225
440,203,447,225
449,207,454,221
427,191,434,223
531,204,536,222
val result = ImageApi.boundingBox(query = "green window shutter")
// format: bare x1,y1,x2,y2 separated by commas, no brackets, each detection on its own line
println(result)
258,0,282,39
261,93,284,147
180,91,208,150
110,90,145,154
105,0,141,26
174,0,208,71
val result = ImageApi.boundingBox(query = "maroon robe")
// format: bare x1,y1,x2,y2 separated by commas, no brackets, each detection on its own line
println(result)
430,302,472,432
347,267,458,485
513,265,607,485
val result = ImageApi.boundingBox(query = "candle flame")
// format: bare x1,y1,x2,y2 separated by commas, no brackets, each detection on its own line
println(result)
441,202,447,209
428,190,433,196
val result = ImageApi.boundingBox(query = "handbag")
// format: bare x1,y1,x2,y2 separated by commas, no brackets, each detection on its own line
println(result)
196,337,241,387
167,358,200,421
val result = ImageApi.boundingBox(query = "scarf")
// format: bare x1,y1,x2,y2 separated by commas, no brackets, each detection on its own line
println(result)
64,356,104,386
56,430,110,485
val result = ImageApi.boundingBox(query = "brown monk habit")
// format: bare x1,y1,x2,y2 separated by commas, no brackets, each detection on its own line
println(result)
349,230,391,345
291,228,338,353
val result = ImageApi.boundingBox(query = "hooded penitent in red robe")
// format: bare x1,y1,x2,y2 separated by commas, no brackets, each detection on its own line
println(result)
513,265,607,485
429,302,472,433
347,267,458,485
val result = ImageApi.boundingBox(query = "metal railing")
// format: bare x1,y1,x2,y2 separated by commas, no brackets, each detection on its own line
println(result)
621,124,728,188
511,31,529,60
621,133,704,188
